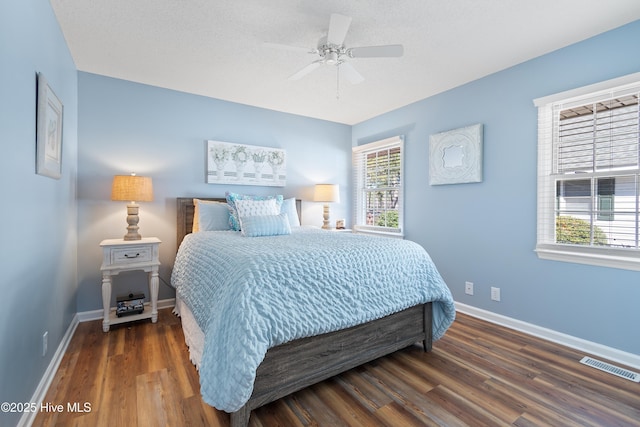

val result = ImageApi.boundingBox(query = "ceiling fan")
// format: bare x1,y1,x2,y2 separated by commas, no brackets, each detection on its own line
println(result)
266,13,403,86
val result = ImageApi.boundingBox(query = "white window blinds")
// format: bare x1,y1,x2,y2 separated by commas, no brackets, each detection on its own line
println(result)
534,73,640,271
556,95,639,174
352,136,404,235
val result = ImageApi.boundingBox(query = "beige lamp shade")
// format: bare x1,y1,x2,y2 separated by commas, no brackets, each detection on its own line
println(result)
313,184,340,203
111,175,154,202
111,174,153,240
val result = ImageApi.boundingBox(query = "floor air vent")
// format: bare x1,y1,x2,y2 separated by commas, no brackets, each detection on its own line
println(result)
580,356,640,382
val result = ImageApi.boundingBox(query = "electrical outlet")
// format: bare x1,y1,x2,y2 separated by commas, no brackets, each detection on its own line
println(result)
42,331,48,357
465,281,474,295
491,287,501,302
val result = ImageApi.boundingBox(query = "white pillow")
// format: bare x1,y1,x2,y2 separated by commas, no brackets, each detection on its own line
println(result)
193,199,229,232
280,198,300,227
234,198,279,219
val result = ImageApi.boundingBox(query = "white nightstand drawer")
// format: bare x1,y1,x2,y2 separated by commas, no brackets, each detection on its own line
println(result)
111,246,153,264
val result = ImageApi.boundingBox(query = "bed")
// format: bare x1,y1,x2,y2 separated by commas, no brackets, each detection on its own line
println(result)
172,196,456,427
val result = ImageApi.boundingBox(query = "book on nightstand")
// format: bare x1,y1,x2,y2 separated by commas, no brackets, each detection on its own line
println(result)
116,293,145,317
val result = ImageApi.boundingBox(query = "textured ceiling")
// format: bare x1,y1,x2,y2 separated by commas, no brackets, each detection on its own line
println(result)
50,0,640,125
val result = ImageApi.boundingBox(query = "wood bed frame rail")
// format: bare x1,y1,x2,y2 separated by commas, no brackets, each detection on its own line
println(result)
231,302,432,427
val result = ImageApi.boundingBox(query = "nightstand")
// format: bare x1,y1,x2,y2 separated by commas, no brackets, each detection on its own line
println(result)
99,237,161,332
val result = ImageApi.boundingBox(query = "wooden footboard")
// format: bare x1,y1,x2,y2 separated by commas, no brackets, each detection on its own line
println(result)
230,302,433,427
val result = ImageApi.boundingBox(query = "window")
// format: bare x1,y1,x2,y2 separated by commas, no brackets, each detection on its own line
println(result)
352,136,404,236
534,73,640,271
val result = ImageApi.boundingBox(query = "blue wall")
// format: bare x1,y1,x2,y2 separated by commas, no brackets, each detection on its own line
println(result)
353,20,640,355
76,73,352,311
0,0,78,425
2,6,637,422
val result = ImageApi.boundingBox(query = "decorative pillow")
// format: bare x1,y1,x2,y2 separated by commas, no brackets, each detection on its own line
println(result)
225,192,284,230
193,199,230,232
239,213,291,237
280,197,300,227
235,198,279,219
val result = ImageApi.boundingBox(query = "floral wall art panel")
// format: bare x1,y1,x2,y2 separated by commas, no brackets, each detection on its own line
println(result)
206,140,286,186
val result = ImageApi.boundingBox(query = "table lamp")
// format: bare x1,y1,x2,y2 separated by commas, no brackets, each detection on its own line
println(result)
313,184,340,229
111,174,154,240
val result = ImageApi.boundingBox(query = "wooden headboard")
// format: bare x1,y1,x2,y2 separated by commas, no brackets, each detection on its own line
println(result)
176,197,302,248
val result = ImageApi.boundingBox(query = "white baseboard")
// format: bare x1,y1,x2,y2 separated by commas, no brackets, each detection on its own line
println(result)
76,298,176,322
18,314,79,427
18,298,176,427
455,302,640,370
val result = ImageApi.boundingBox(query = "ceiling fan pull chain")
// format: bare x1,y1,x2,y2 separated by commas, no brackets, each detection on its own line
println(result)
336,65,340,100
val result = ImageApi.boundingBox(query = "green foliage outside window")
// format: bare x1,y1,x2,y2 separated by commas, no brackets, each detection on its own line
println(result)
376,210,399,228
556,216,608,246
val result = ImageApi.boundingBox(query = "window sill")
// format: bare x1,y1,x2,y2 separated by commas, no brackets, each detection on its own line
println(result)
353,226,404,239
535,243,640,271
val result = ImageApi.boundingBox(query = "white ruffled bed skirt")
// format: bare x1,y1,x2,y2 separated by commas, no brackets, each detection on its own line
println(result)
173,295,204,369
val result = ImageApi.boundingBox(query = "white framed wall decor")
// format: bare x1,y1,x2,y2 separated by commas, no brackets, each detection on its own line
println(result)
429,123,483,185
36,72,64,179
206,140,286,186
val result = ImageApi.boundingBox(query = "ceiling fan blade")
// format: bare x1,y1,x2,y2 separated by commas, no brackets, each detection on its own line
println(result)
326,13,352,46
348,44,404,58
264,42,317,54
289,61,322,81
339,62,364,84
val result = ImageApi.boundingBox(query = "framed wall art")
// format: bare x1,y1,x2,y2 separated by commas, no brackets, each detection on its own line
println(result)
429,123,483,185
36,72,64,179
206,140,286,187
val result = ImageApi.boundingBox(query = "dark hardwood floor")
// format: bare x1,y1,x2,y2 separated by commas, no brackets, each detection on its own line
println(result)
33,308,640,426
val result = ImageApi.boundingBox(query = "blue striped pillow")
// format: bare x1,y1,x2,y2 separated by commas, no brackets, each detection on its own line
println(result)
240,213,291,237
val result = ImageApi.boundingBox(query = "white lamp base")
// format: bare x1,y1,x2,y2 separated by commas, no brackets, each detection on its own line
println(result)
123,203,142,240
322,203,331,230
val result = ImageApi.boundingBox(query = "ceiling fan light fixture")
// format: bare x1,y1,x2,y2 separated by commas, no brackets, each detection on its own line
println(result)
325,51,338,64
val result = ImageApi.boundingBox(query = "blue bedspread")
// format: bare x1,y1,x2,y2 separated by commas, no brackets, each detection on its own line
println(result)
171,227,455,412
